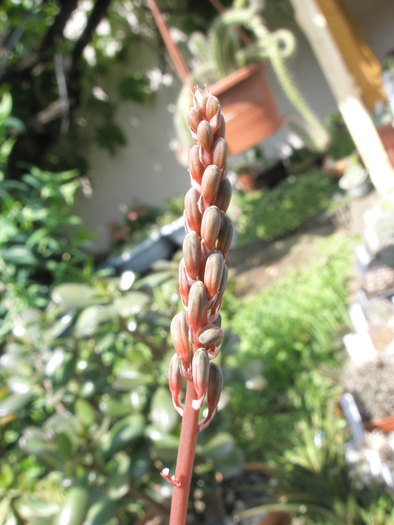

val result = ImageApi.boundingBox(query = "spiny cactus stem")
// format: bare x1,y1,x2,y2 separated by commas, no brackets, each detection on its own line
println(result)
169,376,200,525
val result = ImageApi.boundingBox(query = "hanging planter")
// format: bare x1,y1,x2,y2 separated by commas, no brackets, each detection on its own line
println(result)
148,0,330,158
209,62,282,155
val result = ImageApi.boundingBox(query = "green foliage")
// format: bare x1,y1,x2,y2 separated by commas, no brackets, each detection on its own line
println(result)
94,122,127,155
156,194,185,227
235,401,394,525
117,72,150,102
236,169,336,247
226,234,354,460
109,202,161,248
325,112,356,160
0,94,94,319
0,265,251,524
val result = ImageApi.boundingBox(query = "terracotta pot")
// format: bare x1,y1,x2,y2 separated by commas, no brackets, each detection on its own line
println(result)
209,63,282,156
363,416,394,434
377,123,394,169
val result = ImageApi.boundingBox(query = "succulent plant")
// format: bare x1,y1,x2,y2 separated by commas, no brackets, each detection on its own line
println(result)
164,86,233,524
175,0,330,156
341,357,394,422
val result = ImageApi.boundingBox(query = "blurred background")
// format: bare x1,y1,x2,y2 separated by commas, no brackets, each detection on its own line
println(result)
2,0,394,524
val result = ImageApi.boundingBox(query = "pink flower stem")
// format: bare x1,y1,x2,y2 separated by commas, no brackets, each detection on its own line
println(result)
169,374,199,525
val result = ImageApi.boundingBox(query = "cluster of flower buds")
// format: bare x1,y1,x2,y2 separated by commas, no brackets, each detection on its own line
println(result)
168,86,232,433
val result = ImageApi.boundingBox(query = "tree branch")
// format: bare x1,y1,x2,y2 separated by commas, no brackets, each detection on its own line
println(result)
71,0,112,65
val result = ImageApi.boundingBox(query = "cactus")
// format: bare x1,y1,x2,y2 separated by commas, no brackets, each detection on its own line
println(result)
175,0,330,154
163,87,232,525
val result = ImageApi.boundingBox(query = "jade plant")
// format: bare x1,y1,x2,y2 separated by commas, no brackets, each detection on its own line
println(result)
162,87,233,524
175,0,330,155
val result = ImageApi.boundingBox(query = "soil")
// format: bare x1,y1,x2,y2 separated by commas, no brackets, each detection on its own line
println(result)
227,212,344,298
227,190,377,299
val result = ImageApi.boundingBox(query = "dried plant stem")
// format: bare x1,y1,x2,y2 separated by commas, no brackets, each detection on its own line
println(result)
170,380,199,525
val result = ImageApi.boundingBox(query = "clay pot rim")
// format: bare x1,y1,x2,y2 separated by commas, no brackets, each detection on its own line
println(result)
209,62,267,96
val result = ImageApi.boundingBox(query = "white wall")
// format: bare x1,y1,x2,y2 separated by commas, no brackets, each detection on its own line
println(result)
76,1,393,253
75,43,189,253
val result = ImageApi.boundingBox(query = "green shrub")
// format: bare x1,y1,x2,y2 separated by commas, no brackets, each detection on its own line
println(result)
236,169,336,247
0,95,94,321
226,235,355,460
0,262,256,524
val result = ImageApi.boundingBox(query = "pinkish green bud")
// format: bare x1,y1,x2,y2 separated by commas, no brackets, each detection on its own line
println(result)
183,231,201,280
198,324,224,346
187,107,203,134
201,205,221,251
207,363,223,413
185,188,202,235
171,312,190,369
168,354,183,399
212,137,228,169
216,216,233,257
211,265,228,314
189,145,204,184
213,114,226,141
179,258,190,306
197,121,213,152
204,251,224,299
187,281,206,331
215,178,232,213
202,165,220,205
206,95,220,121
193,87,207,116
192,347,209,398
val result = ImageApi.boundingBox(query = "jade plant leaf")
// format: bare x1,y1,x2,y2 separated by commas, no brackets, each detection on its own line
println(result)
53,484,90,525
150,387,178,433
51,284,102,309
85,497,117,525
198,432,235,462
74,306,114,338
101,414,145,457
113,292,150,317
0,392,32,417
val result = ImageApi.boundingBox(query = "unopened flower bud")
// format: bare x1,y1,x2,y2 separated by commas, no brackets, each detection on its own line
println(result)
193,87,207,116
201,206,221,251
197,121,213,152
168,354,183,399
199,144,211,168
189,145,204,184
183,231,201,280
198,324,224,346
171,312,190,369
207,362,223,413
206,95,220,121
204,251,224,299
216,216,233,257
185,188,202,235
187,281,206,331
211,265,228,314
209,110,221,134
202,165,220,205
213,114,226,141
192,348,209,398
187,107,203,134
215,178,232,213
179,258,190,306
212,137,228,169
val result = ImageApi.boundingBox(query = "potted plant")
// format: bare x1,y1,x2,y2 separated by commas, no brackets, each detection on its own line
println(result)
339,163,371,198
174,2,331,157
340,357,394,434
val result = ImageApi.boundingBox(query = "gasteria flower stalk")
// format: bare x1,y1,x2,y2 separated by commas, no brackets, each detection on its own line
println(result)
162,86,232,525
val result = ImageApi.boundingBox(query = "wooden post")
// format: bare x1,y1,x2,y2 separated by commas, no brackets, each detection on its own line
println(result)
290,0,394,197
